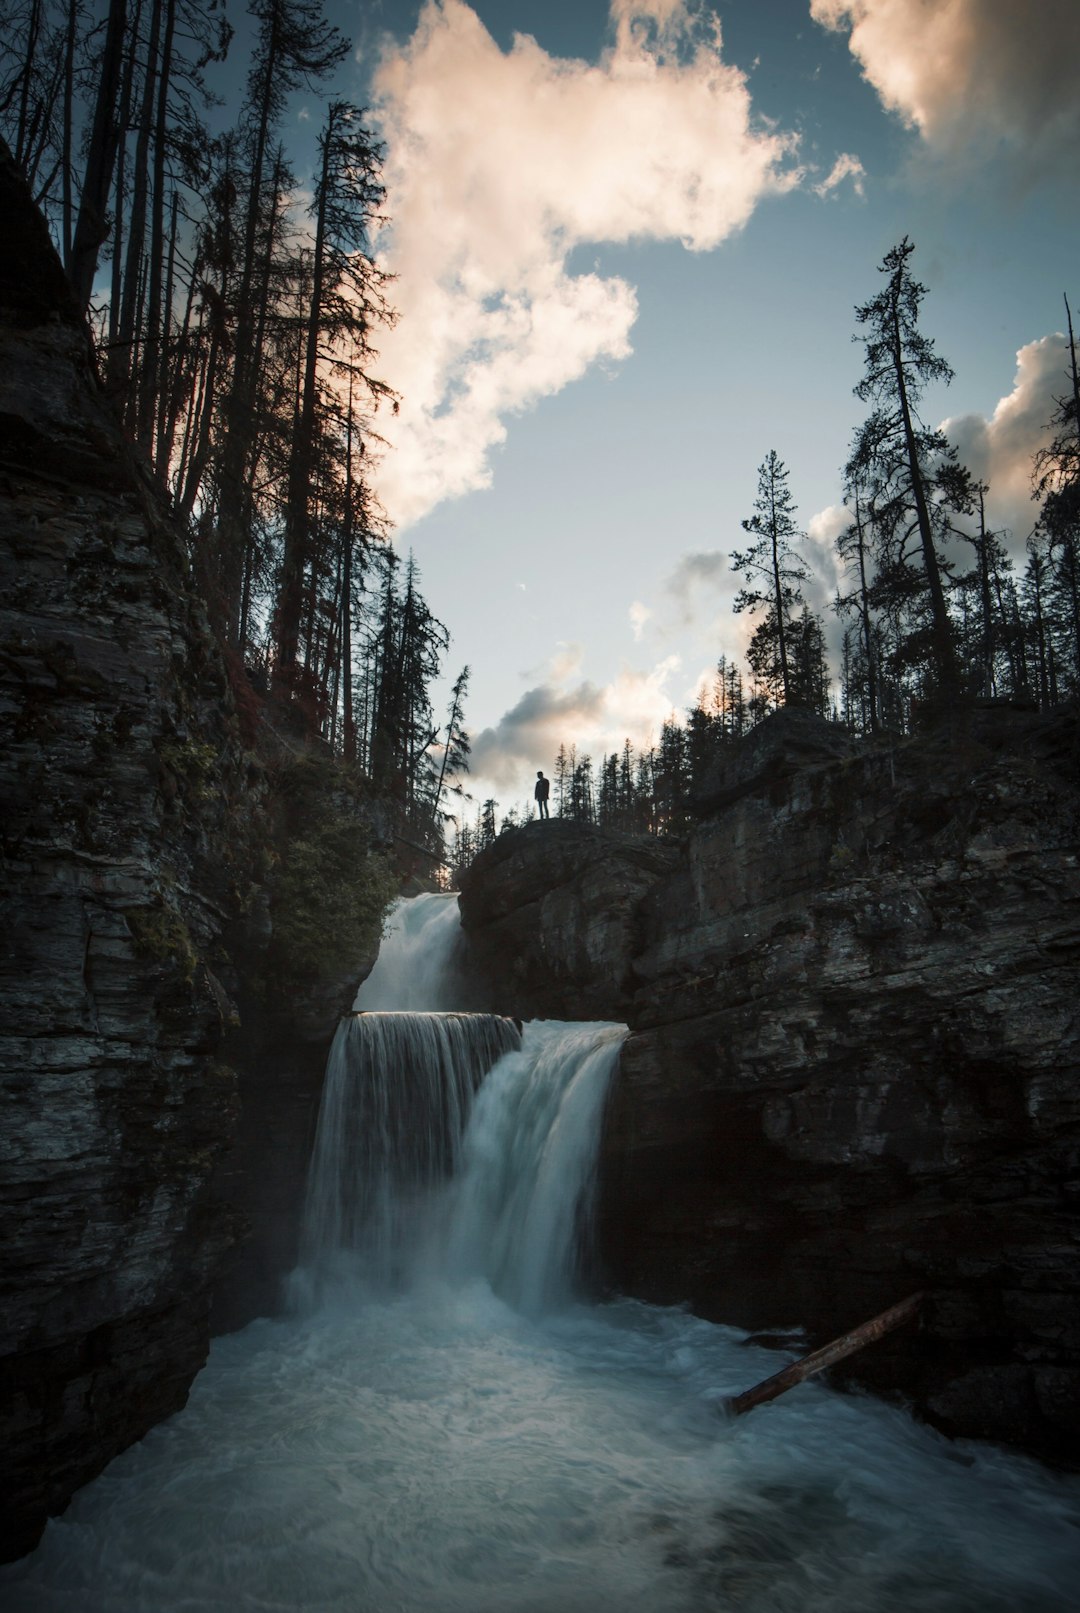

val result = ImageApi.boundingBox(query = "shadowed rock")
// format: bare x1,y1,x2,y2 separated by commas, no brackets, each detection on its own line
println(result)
459,707,1080,1461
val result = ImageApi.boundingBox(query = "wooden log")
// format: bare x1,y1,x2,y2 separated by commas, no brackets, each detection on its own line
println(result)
723,1292,924,1418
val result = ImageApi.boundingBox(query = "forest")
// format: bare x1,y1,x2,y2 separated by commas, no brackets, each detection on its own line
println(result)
1,0,470,867
2,0,1077,884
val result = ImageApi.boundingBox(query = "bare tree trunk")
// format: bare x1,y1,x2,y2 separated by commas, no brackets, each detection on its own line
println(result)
153,186,179,474
724,1294,923,1417
61,0,78,268
70,0,127,311
141,0,175,445
889,294,957,693
117,0,159,406
276,106,336,686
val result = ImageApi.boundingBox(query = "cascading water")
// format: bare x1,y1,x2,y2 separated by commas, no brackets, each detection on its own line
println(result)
5,893,1078,1613
298,1009,522,1290
299,893,621,1313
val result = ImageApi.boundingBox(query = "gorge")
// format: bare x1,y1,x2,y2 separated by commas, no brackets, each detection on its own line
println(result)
4,896,1078,1612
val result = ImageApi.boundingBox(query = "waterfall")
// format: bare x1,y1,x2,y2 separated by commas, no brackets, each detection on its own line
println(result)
448,1020,625,1313
296,891,626,1314
353,890,465,1011
299,1010,522,1286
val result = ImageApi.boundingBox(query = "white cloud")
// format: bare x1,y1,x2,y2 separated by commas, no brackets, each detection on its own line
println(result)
629,600,652,640
813,152,866,198
469,652,682,798
806,502,848,549
805,503,845,598
810,0,1080,166
370,0,799,528
942,332,1070,550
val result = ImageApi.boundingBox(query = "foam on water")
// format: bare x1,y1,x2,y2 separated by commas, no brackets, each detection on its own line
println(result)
4,1286,1077,1612
4,894,1078,1611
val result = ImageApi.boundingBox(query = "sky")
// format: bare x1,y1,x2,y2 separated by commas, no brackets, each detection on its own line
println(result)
307,0,1079,817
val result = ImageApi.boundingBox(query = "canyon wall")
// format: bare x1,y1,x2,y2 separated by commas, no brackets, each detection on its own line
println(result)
0,151,382,1559
459,706,1080,1461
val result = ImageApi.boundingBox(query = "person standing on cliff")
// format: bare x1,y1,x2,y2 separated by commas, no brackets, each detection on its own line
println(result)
534,770,550,819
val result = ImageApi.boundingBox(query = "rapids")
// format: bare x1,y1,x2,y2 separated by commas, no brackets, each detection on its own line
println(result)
3,894,1077,1612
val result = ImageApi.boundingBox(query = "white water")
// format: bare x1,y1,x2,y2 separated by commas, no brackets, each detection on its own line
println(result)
4,895,1078,1612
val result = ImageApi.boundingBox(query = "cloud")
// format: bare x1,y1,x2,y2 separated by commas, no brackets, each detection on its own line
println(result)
470,682,605,791
469,653,683,797
628,600,652,640
810,0,1080,166
805,504,845,596
813,152,865,198
664,550,735,625
942,332,1070,548
370,0,799,528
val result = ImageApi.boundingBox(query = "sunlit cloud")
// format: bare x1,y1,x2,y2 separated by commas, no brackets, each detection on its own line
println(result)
370,0,800,529
629,600,652,640
469,651,683,798
813,152,866,198
942,332,1070,550
810,0,1080,168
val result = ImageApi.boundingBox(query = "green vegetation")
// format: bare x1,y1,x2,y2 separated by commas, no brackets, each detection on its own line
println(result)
159,738,219,803
127,902,199,982
267,756,397,991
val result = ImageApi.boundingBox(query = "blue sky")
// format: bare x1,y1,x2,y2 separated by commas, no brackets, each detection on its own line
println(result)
307,0,1079,814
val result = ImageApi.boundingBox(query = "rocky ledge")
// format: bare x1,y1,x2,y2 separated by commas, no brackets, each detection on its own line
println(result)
459,706,1080,1462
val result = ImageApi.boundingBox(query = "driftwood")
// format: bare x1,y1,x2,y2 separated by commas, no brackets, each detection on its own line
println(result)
723,1292,924,1417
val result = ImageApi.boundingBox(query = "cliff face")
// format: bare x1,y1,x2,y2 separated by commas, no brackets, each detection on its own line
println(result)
458,820,679,1020
0,149,252,1560
459,707,1080,1460
0,153,381,1559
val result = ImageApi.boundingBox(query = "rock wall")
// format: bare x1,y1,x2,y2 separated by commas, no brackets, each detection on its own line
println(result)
459,707,1080,1460
458,820,679,1020
0,150,379,1558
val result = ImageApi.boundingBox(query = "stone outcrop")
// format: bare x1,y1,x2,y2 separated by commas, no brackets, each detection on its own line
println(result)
458,706,1080,1461
459,820,679,1020
0,150,380,1558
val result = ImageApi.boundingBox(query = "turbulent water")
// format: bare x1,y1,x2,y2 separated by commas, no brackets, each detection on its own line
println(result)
4,895,1078,1612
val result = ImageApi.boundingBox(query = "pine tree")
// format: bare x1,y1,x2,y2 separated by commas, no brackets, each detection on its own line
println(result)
730,451,811,705
1032,295,1080,690
275,99,394,687
850,238,966,697
429,666,471,843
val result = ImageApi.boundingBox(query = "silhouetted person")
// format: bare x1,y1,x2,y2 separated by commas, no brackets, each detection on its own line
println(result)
534,770,550,819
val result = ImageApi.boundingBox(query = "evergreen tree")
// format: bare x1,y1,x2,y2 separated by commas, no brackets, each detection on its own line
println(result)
786,608,831,715
834,469,881,731
1032,295,1080,690
849,237,966,696
275,99,395,687
730,451,810,704
429,666,471,842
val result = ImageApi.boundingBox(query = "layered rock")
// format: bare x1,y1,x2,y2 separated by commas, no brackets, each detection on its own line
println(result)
459,707,1080,1460
459,819,679,1020
0,150,382,1558
0,147,251,1560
